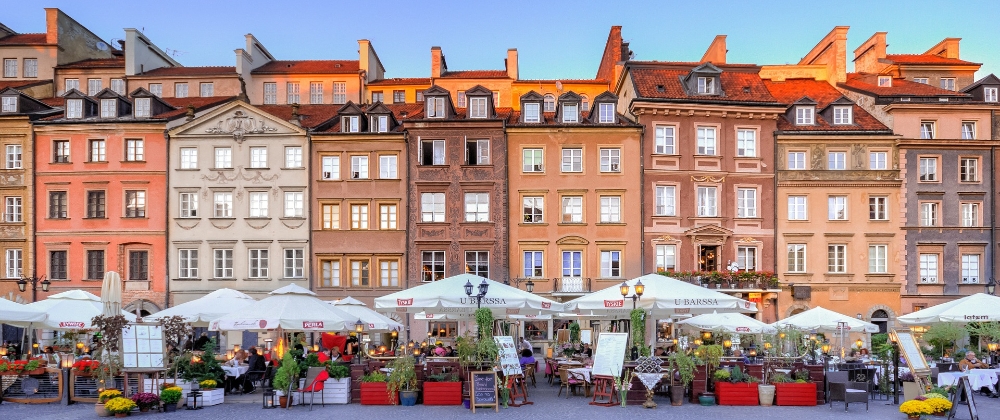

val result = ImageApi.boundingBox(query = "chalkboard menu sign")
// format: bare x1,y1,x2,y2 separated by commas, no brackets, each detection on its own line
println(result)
948,376,978,420
470,371,498,413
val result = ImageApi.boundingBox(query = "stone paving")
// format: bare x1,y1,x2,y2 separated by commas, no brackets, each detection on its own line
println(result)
1,384,996,420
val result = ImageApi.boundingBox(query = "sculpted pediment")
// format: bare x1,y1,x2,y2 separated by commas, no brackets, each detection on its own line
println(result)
556,235,590,246
169,102,304,142
684,224,733,237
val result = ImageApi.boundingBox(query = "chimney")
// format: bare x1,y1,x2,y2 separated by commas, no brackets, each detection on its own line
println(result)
185,105,196,121
431,47,443,78
44,8,59,45
506,49,519,80
797,26,850,85
700,35,727,64
290,103,302,126
925,38,961,59
853,32,888,74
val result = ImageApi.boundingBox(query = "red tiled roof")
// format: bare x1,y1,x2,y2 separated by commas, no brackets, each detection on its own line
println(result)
153,96,237,120
840,73,968,97
0,80,51,91
256,104,342,129
135,66,237,77
629,66,778,104
439,70,509,79
252,60,360,75
0,33,49,45
317,103,426,133
763,79,889,132
629,60,759,69
506,111,640,127
885,54,980,66
55,58,125,69
367,78,432,86
516,79,610,84
39,97,63,107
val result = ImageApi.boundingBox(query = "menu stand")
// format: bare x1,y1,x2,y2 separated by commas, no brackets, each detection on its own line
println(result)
507,374,532,407
589,374,618,406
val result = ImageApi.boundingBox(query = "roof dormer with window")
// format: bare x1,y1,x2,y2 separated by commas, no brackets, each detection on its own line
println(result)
464,85,495,119
423,85,455,119
62,89,98,120
94,88,133,119
820,97,856,126
365,102,397,133
788,97,817,126
337,101,366,133
0,88,56,118
519,91,543,123
961,74,1000,103
555,91,582,123
589,91,619,124
129,87,173,119
682,63,724,96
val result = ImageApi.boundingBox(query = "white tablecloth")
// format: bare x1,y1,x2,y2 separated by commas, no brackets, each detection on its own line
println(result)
567,367,592,383
222,365,249,378
937,369,998,392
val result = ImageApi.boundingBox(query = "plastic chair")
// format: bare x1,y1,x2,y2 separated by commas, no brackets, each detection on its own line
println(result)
302,369,329,411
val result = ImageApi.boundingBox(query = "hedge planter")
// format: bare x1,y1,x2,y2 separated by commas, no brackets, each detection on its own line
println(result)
360,382,394,405
423,382,462,405
775,382,817,406
715,382,759,406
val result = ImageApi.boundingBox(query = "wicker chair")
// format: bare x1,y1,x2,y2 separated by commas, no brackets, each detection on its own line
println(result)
829,381,869,411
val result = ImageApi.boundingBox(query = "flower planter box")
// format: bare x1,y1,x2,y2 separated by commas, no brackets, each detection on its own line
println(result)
187,388,224,407
324,378,351,404
715,382,759,406
423,382,462,405
775,382,817,406
360,382,394,405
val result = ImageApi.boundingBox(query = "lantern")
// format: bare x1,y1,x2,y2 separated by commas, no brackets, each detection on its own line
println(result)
763,342,772,350
0,345,7,357
671,338,679,346
413,348,421,357
378,345,387,354
226,350,234,360
391,330,398,339
702,331,712,340
749,348,758,357
634,279,644,297
76,342,85,350
723,339,732,348
809,332,817,341
855,339,863,349
355,319,364,333
312,344,319,352
821,343,831,354
693,339,703,346
368,349,375,356
262,387,277,409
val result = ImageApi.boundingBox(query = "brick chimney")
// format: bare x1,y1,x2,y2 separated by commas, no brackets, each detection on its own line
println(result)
506,49,518,80
700,35,727,65
431,47,444,78
44,8,59,45
853,32,888,74
925,38,961,59
798,26,850,84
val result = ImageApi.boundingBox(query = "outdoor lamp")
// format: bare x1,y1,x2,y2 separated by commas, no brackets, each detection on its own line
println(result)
233,344,240,352
427,332,432,337
694,339,703,346
749,348,758,357
478,279,489,296
32,343,38,349
368,349,375,355
764,342,772,350
634,279,644,297
16,278,26,292
83,346,90,353
355,319,364,333
723,339,732,348
986,278,996,295
821,343,831,354
702,331,712,340
408,342,414,348
809,332,817,341
413,348,421,357
226,350,234,360
619,282,630,298
60,355,74,369
525,280,535,293
391,330,398,339
378,345,387,353
856,339,864,348
76,342,84,350
464,280,474,296
0,345,7,357
988,343,999,352
672,338,678,346
312,344,319,352
779,332,786,339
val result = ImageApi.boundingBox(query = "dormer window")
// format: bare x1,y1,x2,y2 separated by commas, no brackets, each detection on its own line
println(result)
468,97,487,118
523,103,540,123
100,99,117,118
342,116,359,133
67,99,83,119
598,103,615,124
562,103,578,123
832,106,852,125
1,97,15,113
134,98,151,118
878,76,892,87
986,87,998,102
543,94,555,112
427,97,445,118
370,115,388,133
795,106,814,125
697,77,715,94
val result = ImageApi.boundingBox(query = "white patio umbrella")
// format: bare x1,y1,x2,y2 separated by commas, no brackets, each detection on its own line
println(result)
209,284,351,332
7,289,136,330
375,273,564,318
770,306,879,333
145,288,256,326
564,274,758,317
100,271,123,317
330,296,403,332
0,297,46,323
677,311,777,334
898,293,1000,325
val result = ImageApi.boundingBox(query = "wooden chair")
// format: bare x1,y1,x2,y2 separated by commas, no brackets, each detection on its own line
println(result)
557,367,590,398
522,363,536,387
546,359,559,385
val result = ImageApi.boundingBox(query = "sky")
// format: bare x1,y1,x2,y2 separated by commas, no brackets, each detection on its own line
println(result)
4,0,999,80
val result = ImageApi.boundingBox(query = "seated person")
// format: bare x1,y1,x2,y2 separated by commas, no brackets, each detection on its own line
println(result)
582,344,593,358
518,348,536,366
959,351,989,371
224,350,247,367
328,346,341,362
733,349,751,364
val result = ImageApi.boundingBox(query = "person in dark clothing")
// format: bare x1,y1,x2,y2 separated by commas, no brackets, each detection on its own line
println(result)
193,333,209,351
235,348,267,393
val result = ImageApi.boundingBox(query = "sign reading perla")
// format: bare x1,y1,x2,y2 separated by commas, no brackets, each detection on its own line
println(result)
674,298,719,306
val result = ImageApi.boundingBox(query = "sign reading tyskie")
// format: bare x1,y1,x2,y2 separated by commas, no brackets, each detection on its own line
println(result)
397,298,413,306
603,299,624,308
59,321,85,328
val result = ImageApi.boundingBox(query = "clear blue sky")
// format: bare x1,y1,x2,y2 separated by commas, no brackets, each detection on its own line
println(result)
5,0,999,80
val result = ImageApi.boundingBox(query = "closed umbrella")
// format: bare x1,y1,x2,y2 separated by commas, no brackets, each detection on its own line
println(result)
100,271,122,317
330,297,402,332
145,288,256,327
897,293,1000,325
209,284,351,332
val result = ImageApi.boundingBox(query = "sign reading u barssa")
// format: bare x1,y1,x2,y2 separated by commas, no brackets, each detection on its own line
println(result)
673,299,720,306
459,297,507,305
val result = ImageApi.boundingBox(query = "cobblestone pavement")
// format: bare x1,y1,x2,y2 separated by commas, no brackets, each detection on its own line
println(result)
2,385,996,420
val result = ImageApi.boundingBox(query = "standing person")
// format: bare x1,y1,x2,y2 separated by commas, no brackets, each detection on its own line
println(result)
520,337,532,353
193,332,210,351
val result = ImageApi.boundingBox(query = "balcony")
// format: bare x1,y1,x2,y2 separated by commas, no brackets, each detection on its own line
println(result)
552,277,592,295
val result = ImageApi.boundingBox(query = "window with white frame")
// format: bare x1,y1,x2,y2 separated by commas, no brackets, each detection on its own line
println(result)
961,202,980,227
465,251,489,277
380,204,397,229
422,251,445,282
697,77,715,94
456,91,467,108
5,145,21,169
524,251,543,277
350,260,370,286
599,103,614,123
263,82,277,104
100,99,116,118
737,188,757,218
787,151,806,170
561,148,582,172
332,82,346,104
828,244,846,273
523,102,540,123
179,193,198,217
562,251,582,277
962,121,976,140
87,79,102,95
828,151,846,170
284,248,304,278
960,157,978,182
913,78,929,84
696,127,716,155
371,91,383,103
920,202,939,226
696,186,717,217
178,249,198,278
600,148,620,172
869,151,887,169
523,149,543,172
65,79,80,93
466,139,490,165
737,129,756,157
174,82,187,98
420,139,445,165
284,192,304,217
380,260,400,287
562,102,578,123
656,245,676,271
543,94,555,112
350,155,368,179
416,91,424,102
600,196,621,223
919,157,937,181
788,196,807,220
213,192,233,217
287,82,300,104
869,196,888,220
22,59,36,78
561,196,583,223
89,139,106,162
469,97,488,118
737,246,757,270
341,115,359,132
379,155,397,179
493,91,499,106
523,196,544,223
426,97,445,118
919,254,938,283
3,59,17,77
249,147,267,168
600,250,621,277
940,78,956,91
464,193,489,222
828,196,847,220
66,99,82,119
148,83,162,97
1,96,15,113
249,249,269,278
322,156,339,180
285,146,303,168
655,186,675,216
421,193,445,222
309,82,323,104
796,106,815,124
985,87,998,102
787,244,806,272
393,90,405,103
920,121,935,139
655,126,675,154
371,115,388,133
214,249,233,278
962,254,980,283
868,245,887,273
878,76,892,87
5,249,21,278
833,106,852,124
322,204,339,229
214,147,232,168
180,148,197,169
134,98,150,118
4,196,21,222
249,192,268,217
321,260,340,287
200,82,213,97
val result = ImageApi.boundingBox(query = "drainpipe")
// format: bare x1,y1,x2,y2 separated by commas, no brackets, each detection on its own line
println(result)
629,106,645,274
773,129,779,322
403,129,411,342
164,129,171,309
991,118,996,291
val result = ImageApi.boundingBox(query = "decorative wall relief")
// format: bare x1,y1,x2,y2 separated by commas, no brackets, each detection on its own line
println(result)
204,110,277,143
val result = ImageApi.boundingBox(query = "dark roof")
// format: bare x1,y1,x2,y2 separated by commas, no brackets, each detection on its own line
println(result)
0,33,49,46
962,74,1000,93
439,70,509,79
627,63,779,104
135,66,237,77
251,60,360,75
506,111,641,128
763,79,890,132
367,78,432,86
315,103,424,133
38,96,235,123
840,73,969,97
0,80,51,90
55,57,125,69
516,79,610,84
884,54,980,66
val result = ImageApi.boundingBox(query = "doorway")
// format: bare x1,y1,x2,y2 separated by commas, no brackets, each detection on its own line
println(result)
871,310,889,333
699,245,719,272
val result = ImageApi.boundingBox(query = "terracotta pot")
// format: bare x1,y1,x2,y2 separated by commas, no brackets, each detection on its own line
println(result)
114,414,128,418
95,403,111,417
278,395,293,408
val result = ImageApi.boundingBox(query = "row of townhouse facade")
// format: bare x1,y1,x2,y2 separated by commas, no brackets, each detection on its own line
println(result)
2,9,1000,338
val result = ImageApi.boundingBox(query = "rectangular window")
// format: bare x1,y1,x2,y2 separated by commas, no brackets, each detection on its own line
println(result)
427,97,445,117
962,254,980,283
523,196,543,223
420,140,445,165
370,115,388,133
87,250,105,280
179,193,198,218
696,186,717,217
249,249,269,278
737,246,757,270
600,196,621,223
787,244,806,272
321,204,339,229
215,147,232,168
379,204,397,229
920,121,935,139
321,260,340,287
284,192,304,217
134,98,150,117
284,248,304,278
250,147,267,168
469,97,488,118
286,82,300,104
788,196,807,220
174,83,188,98
49,251,67,280
737,129,756,157
524,251,543,278
796,106,815,124
828,196,847,220
869,196,888,220
522,149,543,172
65,79,80,93
86,191,106,218
561,148,582,172
523,103,540,123
49,191,67,218
920,202,938,226
827,151,846,170
962,121,976,139
919,254,938,283
309,82,323,104
737,188,757,218
66,99,82,119
23,59,37,78
561,196,583,223
561,103,578,123
126,139,144,161
913,78,929,84
655,186,676,216
421,251,445,282
180,148,197,169
869,151,887,169
416,91,424,102
5,249,21,278
960,157,978,182
177,249,198,278
868,245,887,274
372,156,396,181
213,249,234,278
919,157,937,181
213,192,233,217
655,245,676,271
371,91,383,103
827,244,846,273
100,99,116,118
598,103,614,123
128,250,148,280
379,260,399,287
248,192,268,217
465,251,489,277
1,96,15,113
89,139,106,162
983,87,998,102
263,82,277,104
199,82,213,97
940,78,955,91
466,139,490,165
456,91,467,108
88,79,102,95
284,146,302,168
421,192,445,222
697,77,715,94
321,156,339,180
961,202,980,227
562,251,582,277
350,155,368,179
787,151,806,170
125,190,146,218
148,83,162,97
332,82,346,104
600,148,621,172
464,193,489,222
696,127,716,155
833,106,852,124
4,196,21,222
341,116,359,132
393,90,405,103
6,145,21,169
350,204,369,229
600,250,621,278
655,126,675,154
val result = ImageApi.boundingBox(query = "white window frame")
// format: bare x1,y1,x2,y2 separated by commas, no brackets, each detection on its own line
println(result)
737,188,757,218
263,82,277,104
828,151,846,170
788,196,807,220
421,251,445,282
795,106,815,125
736,129,756,157
148,83,162,97
379,155,397,179
869,196,888,221
562,196,583,223
287,82,300,104
309,82,323,104
920,121,935,139
64,79,80,93
469,97,487,118
1,96,15,113
350,155,369,179
598,103,614,123
599,148,620,172
787,151,806,170
561,148,582,172
426,97,445,118
599,196,621,223
524,251,544,278
180,148,198,169
562,251,582,277
284,192,304,218
4,196,21,222
561,103,578,123
961,121,976,140
919,254,938,283
828,196,847,220
379,204,397,229
89,139,106,162
697,77,715,94
655,126,675,154
179,193,198,218
523,196,543,223
249,191,268,218
868,244,887,274
696,127,716,155
3,59,17,78
522,149,543,172
284,146,303,168
696,186,717,217
100,99,116,118
877,76,892,87
961,202,980,227
919,157,938,181
321,260,341,287
960,157,978,182
332,82,347,104
250,147,268,168
833,106,852,124
87,79,102,96
5,145,21,169
379,260,399,287
600,250,622,278
199,82,213,97
214,147,232,169
985,87,998,103
787,244,806,272
919,202,939,226
66,99,82,119
321,156,340,180
869,151,887,170
655,186,676,216
5,249,22,279
174,82,188,98
133,98,150,118
737,246,757,271
421,192,445,222
213,192,233,218
962,254,980,284
284,248,304,278
828,244,847,273
523,102,540,123
248,249,269,278
213,249,233,279
23,58,36,78
177,249,198,279
655,245,676,271
543,94,555,112
940,78,956,91
464,193,489,222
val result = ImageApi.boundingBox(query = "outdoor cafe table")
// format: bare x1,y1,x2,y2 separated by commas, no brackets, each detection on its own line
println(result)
937,369,999,393
568,367,593,383
221,365,249,378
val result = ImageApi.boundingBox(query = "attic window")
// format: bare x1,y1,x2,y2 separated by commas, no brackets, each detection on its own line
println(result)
742,86,751,94
878,76,892,87
523,103,540,123
656,85,665,92
341,116,359,133
427,97,445,118
562,103,578,123
985,87,998,102
66,99,83,119
832,106,852,125
370,115,388,133
543,94,555,112
134,98,151,118
468,97,487,118
598,103,615,124
100,99,117,118
697,77,715,94
1,96,15,113
795,106,814,125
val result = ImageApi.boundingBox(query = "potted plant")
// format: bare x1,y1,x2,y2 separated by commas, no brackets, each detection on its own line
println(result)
899,371,921,401
424,372,461,405
130,392,160,412
923,394,952,416
714,366,759,406
323,363,351,404
774,369,816,406
667,351,695,406
694,344,724,404
899,399,933,420
72,359,100,377
387,356,418,406
159,386,183,412
359,371,391,405
96,389,123,417
105,396,137,418
272,350,300,408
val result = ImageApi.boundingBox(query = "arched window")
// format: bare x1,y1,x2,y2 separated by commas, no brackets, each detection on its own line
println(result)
871,310,889,333
543,94,555,112
580,94,590,111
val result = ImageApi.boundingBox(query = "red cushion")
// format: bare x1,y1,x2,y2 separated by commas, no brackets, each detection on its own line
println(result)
317,352,330,363
303,370,329,392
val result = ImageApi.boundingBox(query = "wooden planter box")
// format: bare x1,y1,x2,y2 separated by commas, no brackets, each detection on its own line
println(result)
775,382,817,406
360,382,394,405
423,381,462,405
715,382,759,406
188,388,224,407
323,377,351,404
